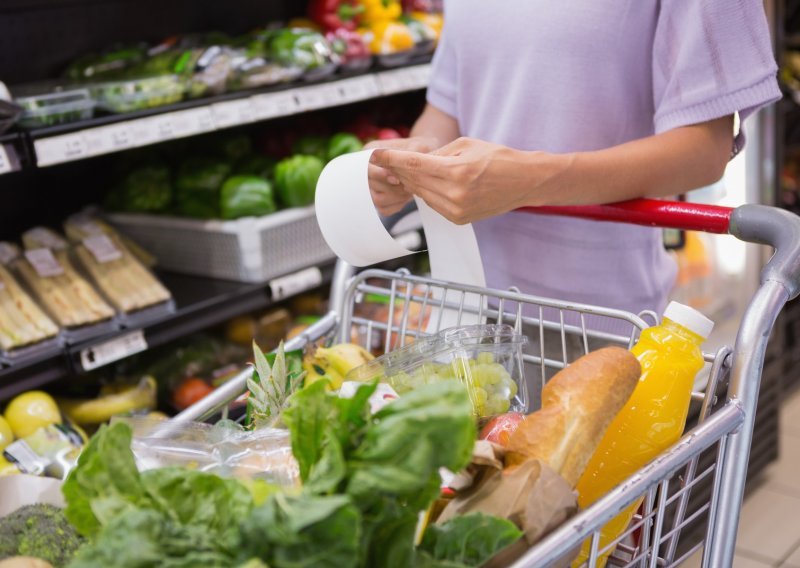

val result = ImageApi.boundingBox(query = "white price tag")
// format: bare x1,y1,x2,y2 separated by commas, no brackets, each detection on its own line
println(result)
26,227,67,250
25,248,64,278
212,99,256,128
80,330,148,371
251,91,300,120
34,134,88,167
377,70,404,95
174,107,216,136
269,267,323,301
154,115,176,141
338,76,380,103
296,84,343,111
130,117,163,146
83,234,122,263
0,145,12,175
82,124,135,156
0,242,18,265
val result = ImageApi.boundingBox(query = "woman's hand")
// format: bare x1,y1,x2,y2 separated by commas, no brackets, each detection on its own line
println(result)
370,137,567,224
365,136,439,215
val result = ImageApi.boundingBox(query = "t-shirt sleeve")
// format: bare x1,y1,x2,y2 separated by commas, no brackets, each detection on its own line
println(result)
652,0,781,153
426,16,458,119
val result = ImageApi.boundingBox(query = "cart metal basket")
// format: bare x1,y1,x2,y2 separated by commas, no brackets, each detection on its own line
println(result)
171,199,800,568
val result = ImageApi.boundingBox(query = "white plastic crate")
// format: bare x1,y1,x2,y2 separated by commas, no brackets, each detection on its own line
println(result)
107,206,335,283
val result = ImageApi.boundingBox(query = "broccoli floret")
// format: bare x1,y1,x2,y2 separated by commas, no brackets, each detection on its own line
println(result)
0,504,85,567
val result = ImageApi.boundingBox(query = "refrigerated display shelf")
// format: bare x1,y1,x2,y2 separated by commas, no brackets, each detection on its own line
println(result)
0,262,335,402
20,61,430,168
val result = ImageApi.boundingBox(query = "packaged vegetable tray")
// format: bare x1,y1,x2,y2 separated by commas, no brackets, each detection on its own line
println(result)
347,324,528,419
89,74,185,113
12,83,95,128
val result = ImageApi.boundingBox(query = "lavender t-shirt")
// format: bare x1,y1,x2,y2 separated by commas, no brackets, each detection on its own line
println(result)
427,0,780,326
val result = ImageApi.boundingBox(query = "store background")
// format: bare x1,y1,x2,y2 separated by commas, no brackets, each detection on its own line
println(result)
0,0,797,565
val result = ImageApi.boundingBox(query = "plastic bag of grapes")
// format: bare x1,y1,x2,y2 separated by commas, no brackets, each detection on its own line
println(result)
346,324,528,420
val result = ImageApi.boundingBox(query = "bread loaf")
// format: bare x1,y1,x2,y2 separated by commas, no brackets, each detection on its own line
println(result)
506,346,641,487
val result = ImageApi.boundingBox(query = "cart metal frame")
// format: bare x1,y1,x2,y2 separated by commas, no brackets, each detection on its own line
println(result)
172,199,800,568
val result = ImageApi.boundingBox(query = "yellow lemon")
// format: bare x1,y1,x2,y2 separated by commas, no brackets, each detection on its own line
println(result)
4,391,61,438
0,416,13,452
0,454,19,475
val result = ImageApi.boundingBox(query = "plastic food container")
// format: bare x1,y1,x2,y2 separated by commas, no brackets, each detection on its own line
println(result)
90,75,185,113
346,324,528,419
13,84,94,128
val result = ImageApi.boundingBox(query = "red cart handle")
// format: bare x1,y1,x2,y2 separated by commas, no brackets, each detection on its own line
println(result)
517,199,733,234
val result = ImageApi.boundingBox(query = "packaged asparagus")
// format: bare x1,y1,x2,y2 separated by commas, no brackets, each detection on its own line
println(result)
65,215,172,315
0,243,60,352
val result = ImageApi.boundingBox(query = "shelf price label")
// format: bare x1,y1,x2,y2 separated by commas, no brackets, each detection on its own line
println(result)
0,145,12,175
251,90,300,120
80,329,148,371
270,267,323,301
82,123,135,157
170,107,216,138
130,115,176,146
338,76,380,103
212,99,256,128
34,134,88,167
296,84,343,111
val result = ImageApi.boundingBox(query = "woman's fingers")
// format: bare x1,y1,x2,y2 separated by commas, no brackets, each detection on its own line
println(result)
370,149,450,180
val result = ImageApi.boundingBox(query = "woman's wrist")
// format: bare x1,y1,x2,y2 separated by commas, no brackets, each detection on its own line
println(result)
519,150,576,208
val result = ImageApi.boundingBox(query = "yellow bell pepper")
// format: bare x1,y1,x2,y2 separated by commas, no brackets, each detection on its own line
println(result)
410,11,443,42
360,0,402,25
368,20,414,54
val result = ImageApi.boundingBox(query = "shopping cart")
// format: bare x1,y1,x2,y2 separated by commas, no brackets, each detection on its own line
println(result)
170,198,800,568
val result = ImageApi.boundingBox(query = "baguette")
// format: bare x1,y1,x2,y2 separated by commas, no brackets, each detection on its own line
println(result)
506,346,641,487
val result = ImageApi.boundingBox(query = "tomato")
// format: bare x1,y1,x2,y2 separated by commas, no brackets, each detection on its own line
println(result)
479,412,525,447
376,128,401,140
172,378,214,410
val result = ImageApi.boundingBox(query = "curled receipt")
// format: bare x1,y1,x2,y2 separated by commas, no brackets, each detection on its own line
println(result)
315,149,486,328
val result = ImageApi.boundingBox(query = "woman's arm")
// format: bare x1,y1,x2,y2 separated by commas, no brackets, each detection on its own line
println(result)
366,103,460,215
370,115,734,224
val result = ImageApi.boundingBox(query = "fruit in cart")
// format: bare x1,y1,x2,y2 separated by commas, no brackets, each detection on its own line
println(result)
220,175,277,219
0,416,13,452
59,377,157,426
302,357,345,389
273,155,325,208
246,342,305,429
171,377,214,411
327,132,363,161
478,412,525,447
3,392,61,439
312,343,375,377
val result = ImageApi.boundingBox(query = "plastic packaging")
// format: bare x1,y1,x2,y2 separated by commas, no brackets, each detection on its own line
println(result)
13,83,95,128
64,215,173,318
346,324,528,419
267,28,340,81
3,422,85,479
573,302,714,567
0,263,60,356
90,74,185,113
120,416,299,487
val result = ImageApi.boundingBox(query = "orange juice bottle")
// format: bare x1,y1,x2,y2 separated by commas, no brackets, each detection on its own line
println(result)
572,302,713,567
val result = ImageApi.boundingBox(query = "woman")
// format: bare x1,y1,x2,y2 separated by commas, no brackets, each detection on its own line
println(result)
367,1,781,336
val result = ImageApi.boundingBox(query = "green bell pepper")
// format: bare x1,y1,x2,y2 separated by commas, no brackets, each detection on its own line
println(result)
274,155,325,208
220,175,277,219
237,155,278,180
175,158,231,218
326,132,363,161
292,135,329,161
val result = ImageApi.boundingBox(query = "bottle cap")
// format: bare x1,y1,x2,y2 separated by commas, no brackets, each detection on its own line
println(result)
663,301,714,339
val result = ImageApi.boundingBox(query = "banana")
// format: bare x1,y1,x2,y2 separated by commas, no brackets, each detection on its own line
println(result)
59,376,157,426
313,343,375,377
302,357,345,389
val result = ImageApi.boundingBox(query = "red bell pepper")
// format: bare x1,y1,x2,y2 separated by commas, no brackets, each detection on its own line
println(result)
308,0,364,32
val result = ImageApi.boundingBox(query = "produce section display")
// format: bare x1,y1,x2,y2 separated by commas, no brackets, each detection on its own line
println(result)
5,2,442,129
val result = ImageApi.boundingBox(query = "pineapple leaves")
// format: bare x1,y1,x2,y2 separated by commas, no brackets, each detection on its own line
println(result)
247,341,306,429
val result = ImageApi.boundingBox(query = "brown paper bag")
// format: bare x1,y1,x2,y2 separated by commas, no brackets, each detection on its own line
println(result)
437,441,579,567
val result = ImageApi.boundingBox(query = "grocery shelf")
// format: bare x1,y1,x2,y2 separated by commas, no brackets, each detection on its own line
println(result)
0,262,336,402
23,61,431,168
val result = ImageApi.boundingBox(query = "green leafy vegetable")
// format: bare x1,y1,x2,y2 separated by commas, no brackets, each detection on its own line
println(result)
419,513,523,567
